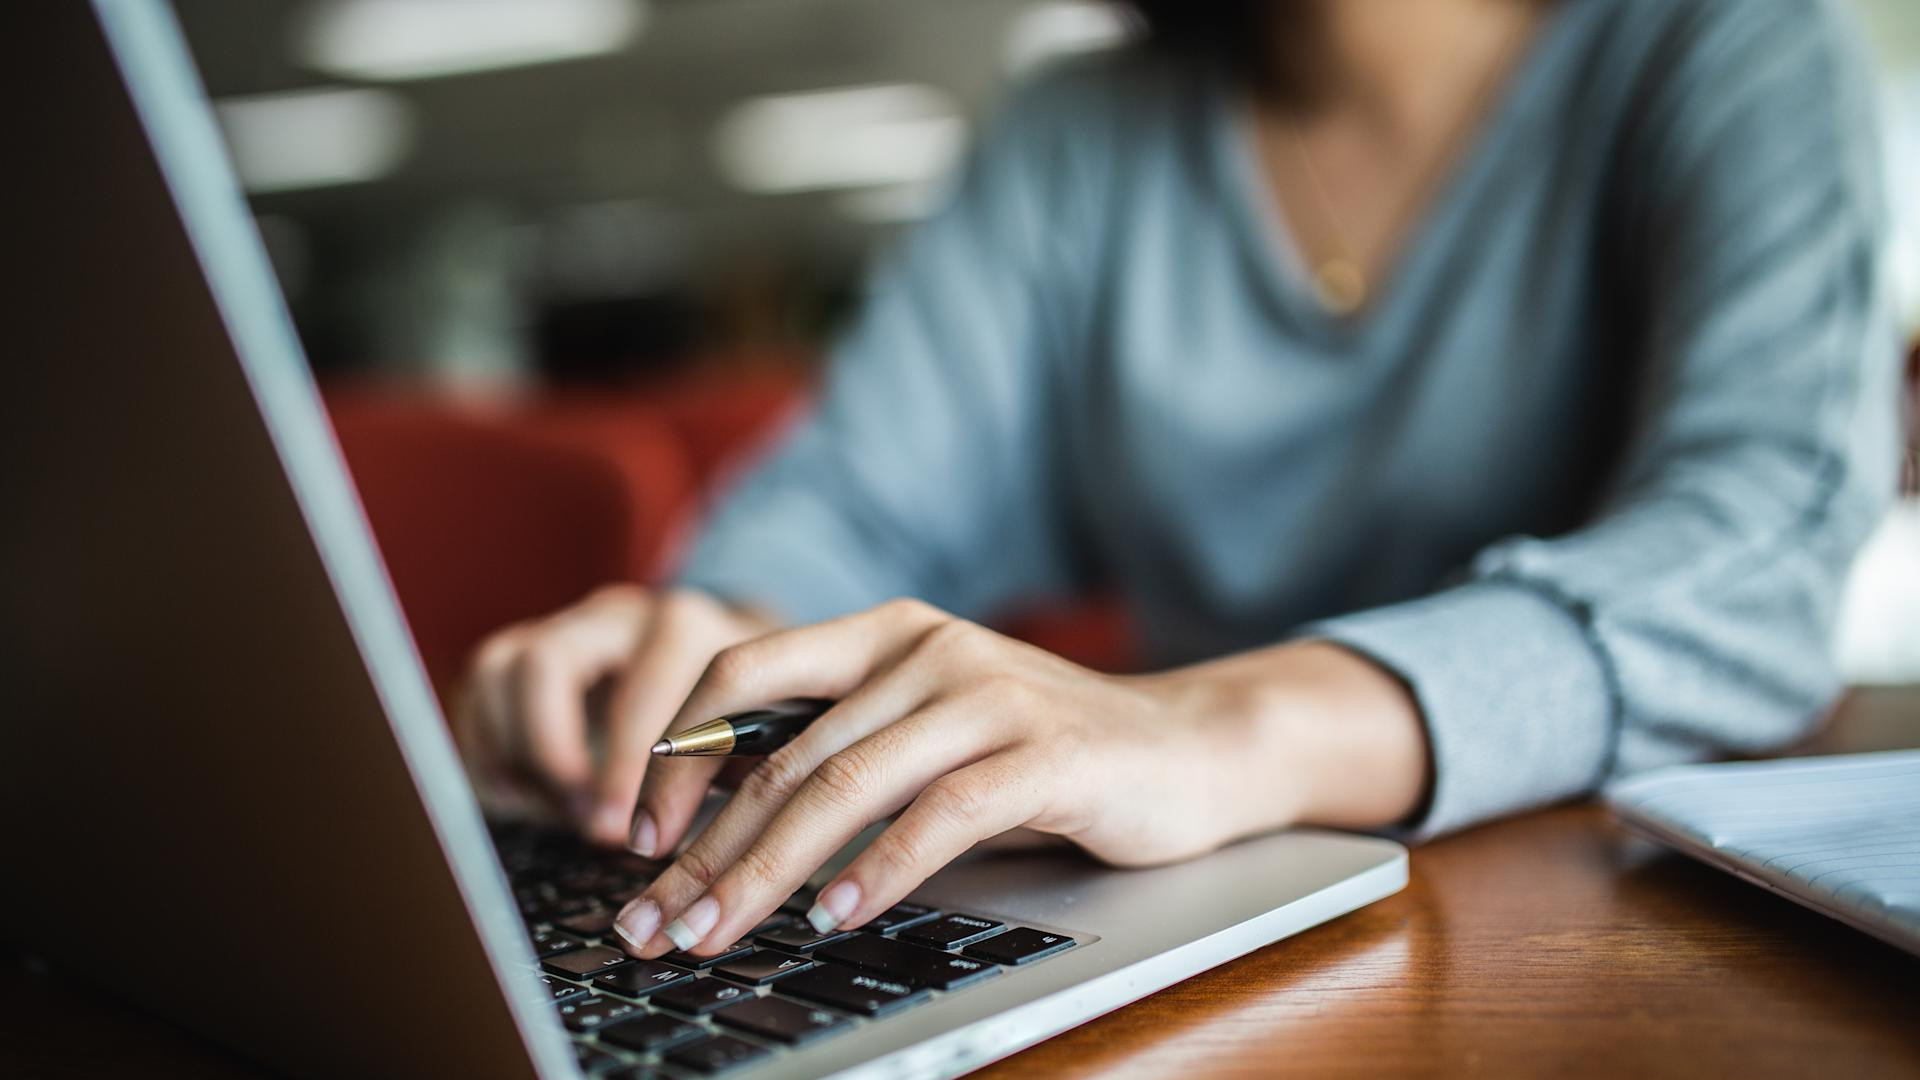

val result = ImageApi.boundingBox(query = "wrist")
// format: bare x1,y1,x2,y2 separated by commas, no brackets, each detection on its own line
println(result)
1142,640,1432,834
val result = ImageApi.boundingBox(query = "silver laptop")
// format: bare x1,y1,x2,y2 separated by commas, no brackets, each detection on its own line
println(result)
0,3,1406,1077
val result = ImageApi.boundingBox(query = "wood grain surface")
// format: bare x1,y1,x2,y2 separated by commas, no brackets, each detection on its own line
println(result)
979,685,1920,1080
5,688,1917,1078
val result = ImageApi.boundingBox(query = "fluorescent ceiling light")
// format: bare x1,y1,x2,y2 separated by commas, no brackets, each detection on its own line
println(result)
1004,0,1132,75
295,0,648,82
714,83,965,195
214,86,413,193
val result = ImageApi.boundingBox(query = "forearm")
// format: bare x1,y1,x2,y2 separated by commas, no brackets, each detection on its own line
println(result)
1141,640,1431,838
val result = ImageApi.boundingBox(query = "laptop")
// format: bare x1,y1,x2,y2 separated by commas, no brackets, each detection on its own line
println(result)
0,3,1407,1077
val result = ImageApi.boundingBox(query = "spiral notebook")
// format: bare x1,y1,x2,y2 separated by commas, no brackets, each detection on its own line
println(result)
1606,749,1920,957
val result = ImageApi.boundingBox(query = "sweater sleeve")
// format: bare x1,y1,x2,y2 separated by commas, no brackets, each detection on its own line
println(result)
1309,2,1901,840
675,70,1103,623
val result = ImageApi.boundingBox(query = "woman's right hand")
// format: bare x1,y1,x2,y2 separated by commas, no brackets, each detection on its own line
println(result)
455,585,779,847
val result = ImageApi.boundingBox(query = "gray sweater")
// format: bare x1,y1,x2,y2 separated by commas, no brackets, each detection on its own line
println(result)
681,0,1901,839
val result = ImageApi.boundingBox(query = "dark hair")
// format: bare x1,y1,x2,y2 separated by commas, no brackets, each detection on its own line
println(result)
1129,1,1556,104
1126,1,1327,103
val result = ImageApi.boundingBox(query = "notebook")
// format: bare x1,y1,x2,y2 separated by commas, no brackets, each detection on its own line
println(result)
1606,749,1920,958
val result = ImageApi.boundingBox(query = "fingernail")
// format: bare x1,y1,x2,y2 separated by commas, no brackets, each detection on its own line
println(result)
613,899,659,951
627,810,658,858
662,896,720,951
808,880,860,934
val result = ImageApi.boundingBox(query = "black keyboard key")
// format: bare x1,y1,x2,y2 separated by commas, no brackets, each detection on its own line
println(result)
776,963,930,1017
963,926,1076,966
555,907,618,938
601,883,646,906
533,895,603,923
818,933,999,991
592,960,695,998
574,1042,626,1075
898,913,1003,949
778,891,813,915
531,928,585,958
603,850,664,876
535,974,590,1004
606,1068,667,1080
597,1012,705,1054
557,994,644,1033
556,868,613,897
713,949,815,985
755,923,852,953
661,938,754,969
649,975,757,1016
715,994,851,1045
664,1033,771,1075
865,902,940,934
542,946,634,979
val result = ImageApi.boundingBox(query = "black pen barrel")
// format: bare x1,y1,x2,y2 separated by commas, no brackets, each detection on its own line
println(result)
720,698,834,755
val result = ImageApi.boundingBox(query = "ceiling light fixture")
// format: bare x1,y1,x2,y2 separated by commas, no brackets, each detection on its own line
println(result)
713,83,965,195
294,0,648,82
1004,0,1133,75
214,86,413,193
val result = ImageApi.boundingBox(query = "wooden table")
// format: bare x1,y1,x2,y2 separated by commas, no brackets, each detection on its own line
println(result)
6,689,1918,1078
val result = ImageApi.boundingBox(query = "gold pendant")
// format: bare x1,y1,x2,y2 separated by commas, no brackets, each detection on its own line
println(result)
1313,257,1368,317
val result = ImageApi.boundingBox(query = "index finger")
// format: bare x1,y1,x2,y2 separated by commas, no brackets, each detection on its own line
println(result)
632,598,947,858
636,700,1016,958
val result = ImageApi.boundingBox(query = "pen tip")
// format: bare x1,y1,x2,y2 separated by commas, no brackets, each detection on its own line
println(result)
650,739,673,756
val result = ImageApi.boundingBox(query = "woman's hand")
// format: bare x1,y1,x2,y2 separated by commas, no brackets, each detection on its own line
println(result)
455,585,779,846
610,597,1430,959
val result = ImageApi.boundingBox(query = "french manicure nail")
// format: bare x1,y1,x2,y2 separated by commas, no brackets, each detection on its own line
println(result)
662,895,719,951
808,880,860,934
614,898,659,951
627,809,658,858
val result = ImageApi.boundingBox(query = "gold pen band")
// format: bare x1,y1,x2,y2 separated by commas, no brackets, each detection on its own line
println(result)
651,718,736,756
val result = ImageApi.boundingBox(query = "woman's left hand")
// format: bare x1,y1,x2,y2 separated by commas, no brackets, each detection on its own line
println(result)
610,597,1425,957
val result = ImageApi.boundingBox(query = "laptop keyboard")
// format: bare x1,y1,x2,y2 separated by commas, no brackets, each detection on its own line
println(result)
493,822,1081,1077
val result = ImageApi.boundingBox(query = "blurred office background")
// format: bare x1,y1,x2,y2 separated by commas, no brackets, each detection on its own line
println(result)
175,0,1125,385
173,0,1920,682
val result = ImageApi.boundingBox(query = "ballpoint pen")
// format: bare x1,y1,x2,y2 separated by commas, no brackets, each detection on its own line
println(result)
650,697,834,757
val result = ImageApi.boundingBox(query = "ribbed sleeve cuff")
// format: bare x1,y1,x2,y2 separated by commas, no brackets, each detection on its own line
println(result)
1304,580,1618,842
673,492,905,627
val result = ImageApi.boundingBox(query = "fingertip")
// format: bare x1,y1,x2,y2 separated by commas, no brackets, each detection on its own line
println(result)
627,809,658,858
809,879,861,934
662,896,720,952
613,898,659,955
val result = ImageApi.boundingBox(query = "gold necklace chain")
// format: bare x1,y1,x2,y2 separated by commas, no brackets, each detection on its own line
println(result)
1287,122,1369,316
1282,10,1525,318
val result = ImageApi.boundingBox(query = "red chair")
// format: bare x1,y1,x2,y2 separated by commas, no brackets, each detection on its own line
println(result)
325,387,694,689
326,369,1142,689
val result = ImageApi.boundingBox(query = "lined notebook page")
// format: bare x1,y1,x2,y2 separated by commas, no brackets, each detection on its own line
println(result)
1607,750,1920,956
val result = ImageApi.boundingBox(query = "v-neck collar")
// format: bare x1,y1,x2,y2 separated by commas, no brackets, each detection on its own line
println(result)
1208,0,1592,348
